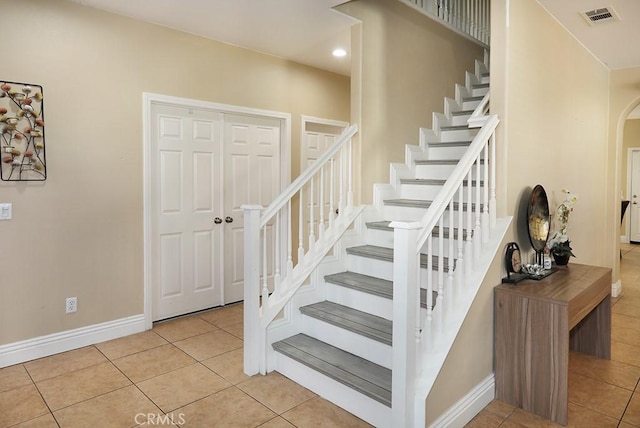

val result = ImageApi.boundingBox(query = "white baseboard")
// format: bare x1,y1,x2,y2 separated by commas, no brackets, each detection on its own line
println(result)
612,279,622,299
0,314,146,368
621,235,630,244
429,374,495,428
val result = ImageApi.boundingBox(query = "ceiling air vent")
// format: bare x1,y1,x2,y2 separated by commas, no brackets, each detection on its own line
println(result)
580,6,620,26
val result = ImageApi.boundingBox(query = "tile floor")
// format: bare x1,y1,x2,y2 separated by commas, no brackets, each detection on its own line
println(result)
0,303,371,427
4,245,640,427
466,243,640,427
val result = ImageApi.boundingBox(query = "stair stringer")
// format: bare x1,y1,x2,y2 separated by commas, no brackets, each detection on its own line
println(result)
414,216,512,426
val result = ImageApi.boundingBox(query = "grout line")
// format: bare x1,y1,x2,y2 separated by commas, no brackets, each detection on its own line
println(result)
618,377,640,427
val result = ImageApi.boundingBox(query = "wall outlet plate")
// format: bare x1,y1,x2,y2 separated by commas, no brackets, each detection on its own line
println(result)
0,203,11,220
66,297,77,314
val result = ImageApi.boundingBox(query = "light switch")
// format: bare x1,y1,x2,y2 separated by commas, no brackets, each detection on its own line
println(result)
0,203,12,220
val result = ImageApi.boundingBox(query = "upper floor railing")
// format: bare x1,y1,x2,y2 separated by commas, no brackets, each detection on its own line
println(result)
404,0,490,46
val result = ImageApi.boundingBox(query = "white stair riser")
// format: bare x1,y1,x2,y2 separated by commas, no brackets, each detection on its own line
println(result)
415,164,482,180
365,228,463,257
439,128,478,142
300,315,392,369
427,145,486,160
325,281,393,319
383,204,475,223
472,86,489,97
450,114,473,126
274,353,393,428
462,99,482,110
399,182,443,200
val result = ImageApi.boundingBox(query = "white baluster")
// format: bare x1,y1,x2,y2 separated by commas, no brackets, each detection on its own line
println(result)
287,201,293,275
309,177,315,252
474,157,482,260
438,216,444,300
274,211,281,292
262,226,269,304
466,170,473,274
490,131,497,230
482,143,489,243
427,233,433,320
347,137,353,212
319,165,325,241
329,157,335,227
457,183,464,285
298,188,304,264
448,200,454,289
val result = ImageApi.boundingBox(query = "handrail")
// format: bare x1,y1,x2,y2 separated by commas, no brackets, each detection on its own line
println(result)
415,114,498,250
467,91,490,128
260,124,357,227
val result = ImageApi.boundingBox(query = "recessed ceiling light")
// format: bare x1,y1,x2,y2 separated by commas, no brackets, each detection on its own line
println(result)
332,48,347,58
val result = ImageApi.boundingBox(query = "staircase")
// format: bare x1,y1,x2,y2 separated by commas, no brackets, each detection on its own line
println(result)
244,56,510,427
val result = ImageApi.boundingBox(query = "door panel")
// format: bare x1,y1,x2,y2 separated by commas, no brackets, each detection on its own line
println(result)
224,114,281,304
151,104,223,321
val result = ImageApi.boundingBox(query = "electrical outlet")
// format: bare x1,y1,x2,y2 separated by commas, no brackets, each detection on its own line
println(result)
66,297,77,314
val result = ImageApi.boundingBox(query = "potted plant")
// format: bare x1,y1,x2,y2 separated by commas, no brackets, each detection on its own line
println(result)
547,189,578,265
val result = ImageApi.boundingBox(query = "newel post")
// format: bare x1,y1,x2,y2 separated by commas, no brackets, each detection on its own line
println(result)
243,205,264,376
390,220,421,428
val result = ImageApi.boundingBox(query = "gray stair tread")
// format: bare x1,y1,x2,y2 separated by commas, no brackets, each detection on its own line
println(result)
301,301,392,345
399,178,445,185
399,178,484,186
473,83,490,89
451,110,474,116
414,159,484,165
440,125,472,131
366,221,469,239
428,140,472,147
383,198,482,211
414,159,458,165
273,333,392,407
325,271,393,299
346,244,452,271
324,271,431,308
463,95,484,101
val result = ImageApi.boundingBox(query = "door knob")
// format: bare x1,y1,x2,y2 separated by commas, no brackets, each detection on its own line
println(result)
225,216,233,223
214,217,222,224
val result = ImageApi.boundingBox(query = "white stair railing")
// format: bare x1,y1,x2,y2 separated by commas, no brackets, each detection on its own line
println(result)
404,0,490,46
391,92,498,426
243,124,359,375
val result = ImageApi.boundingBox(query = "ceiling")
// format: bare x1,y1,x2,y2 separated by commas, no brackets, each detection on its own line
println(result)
67,0,640,111
68,0,356,76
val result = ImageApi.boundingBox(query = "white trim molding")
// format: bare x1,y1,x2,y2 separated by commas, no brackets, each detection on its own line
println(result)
0,315,145,368
142,92,292,328
429,375,495,428
612,279,622,298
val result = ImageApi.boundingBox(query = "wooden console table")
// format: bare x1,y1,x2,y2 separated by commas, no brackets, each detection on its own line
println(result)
494,263,611,425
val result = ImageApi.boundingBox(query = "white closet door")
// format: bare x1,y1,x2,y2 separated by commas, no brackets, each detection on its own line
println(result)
223,114,281,304
151,104,223,320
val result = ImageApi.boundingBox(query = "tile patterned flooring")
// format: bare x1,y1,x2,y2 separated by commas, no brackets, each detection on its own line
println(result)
0,303,370,427
3,244,640,427
467,243,640,427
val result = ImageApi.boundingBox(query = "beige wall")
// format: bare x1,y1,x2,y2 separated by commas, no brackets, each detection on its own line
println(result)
426,0,611,422
337,0,485,203
0,0,349,346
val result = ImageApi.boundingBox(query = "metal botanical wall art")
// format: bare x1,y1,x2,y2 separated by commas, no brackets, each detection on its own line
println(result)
1,81,46,181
